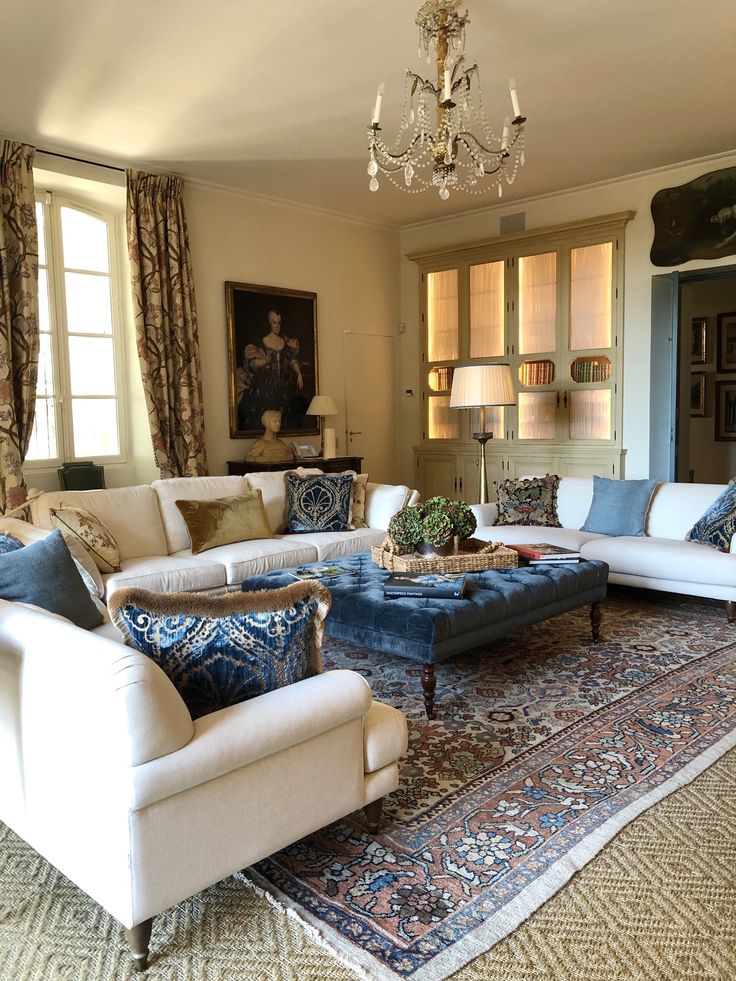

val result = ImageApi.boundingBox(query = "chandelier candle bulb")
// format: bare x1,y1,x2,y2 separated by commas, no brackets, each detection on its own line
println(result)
372,83,385,125
502,118,510,150
443,67,452,101
509,78,521,119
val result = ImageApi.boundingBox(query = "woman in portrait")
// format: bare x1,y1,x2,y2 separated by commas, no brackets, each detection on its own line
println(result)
237,309,306,431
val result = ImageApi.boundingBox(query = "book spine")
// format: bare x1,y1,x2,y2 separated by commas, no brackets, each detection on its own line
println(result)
383,587,462,598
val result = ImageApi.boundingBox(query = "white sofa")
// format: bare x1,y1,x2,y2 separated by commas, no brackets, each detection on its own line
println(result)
473,478,736,619
0,599,408,971
18,471,419,599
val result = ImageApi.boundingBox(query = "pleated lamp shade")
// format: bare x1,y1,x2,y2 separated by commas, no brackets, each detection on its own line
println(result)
306,395,339,417
449,364,516,408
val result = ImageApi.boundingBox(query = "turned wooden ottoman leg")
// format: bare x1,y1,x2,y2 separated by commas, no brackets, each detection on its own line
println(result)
726,600,735,624
421,663,436,719
364,797,384,833
125,918,153,972
590,601,602,643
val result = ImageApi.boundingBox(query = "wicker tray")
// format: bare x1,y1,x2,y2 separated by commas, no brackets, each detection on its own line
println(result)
371,537,518,573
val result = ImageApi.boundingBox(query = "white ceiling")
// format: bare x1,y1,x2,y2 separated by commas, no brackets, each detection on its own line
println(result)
2,0,735,227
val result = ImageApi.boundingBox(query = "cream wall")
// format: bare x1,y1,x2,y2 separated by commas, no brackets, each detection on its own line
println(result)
397,151,736,483
184,183,401,479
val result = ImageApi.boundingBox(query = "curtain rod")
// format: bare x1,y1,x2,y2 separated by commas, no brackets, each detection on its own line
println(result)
35,148,125,174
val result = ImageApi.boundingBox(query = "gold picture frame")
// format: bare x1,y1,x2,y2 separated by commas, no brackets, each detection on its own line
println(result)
689,371,705,417
690,317,707,364
717,311,736,372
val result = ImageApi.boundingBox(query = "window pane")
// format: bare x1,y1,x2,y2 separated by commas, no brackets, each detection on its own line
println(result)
517,391,557,439
570,243,612,349
26,398,57,460
38,268,50,333
37,333,54,396
570,389,611,440
427,269,459,362
36,202,46,265
61,207,109,272
65,272,113,334
68,336,116,395
470,261,504,358
519,252,557,355
428,396,459,439
72,399,120,456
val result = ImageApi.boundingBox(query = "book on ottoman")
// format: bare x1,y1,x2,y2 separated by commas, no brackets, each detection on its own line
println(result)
507,543,580,564
383,572,467,599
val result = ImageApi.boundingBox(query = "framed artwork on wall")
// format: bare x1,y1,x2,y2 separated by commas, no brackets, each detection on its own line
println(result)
715,380,736,440
717,311,736,372
689,371,705,417
226,282,319,438
690,317,707,364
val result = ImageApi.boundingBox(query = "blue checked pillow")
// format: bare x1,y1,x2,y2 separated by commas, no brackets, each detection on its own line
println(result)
108,583,331,720
686,480,736,552
286,473,353,533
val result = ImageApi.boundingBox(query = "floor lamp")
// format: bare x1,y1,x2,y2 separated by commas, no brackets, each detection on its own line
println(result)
449,364,517,504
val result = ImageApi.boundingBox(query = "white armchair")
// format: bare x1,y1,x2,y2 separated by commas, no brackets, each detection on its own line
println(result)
0,599,407,970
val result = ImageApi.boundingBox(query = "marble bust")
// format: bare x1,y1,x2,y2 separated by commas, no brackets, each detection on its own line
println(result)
244,409,294,463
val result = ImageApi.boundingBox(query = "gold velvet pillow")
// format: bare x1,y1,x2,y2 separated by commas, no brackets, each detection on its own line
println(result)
49,506,122,573
175,491,272,554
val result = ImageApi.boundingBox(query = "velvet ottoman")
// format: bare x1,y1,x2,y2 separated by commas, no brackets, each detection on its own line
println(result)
242,552,608,717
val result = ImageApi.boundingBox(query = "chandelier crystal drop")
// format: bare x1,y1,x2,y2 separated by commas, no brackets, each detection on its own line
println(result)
366,0,526,200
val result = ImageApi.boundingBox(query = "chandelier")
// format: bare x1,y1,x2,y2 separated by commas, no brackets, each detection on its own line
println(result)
366,0,526,200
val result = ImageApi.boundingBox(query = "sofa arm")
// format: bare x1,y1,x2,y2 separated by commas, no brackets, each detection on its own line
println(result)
129,669,374,810
471,502,498,527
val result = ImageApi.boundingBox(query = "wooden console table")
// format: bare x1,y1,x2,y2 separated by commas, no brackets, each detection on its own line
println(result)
228,455,363,476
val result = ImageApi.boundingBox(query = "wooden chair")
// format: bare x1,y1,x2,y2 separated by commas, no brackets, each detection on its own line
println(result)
57,461,106,491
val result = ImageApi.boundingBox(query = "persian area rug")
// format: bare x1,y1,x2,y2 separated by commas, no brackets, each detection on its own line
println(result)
242,590,736,981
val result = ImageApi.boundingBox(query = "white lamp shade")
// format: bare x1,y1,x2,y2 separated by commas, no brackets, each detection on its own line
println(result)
449,363,516,408
306,395,339,417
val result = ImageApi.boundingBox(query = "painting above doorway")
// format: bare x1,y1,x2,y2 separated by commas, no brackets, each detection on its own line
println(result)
650,165,736,266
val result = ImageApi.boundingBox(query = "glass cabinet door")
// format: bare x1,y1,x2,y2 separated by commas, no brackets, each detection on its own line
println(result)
518,251,557,355
469,260,504,358
426,269,459,362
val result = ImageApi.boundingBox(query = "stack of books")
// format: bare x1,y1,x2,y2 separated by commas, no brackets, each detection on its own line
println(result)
506,543,581,565
383,572,467,599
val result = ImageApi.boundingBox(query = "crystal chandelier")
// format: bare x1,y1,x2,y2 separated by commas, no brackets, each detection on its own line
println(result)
367,0,526,200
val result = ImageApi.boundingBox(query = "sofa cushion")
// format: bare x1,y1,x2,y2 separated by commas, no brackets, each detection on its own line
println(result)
686,481,736,552
30,486,169,560
556,477,595,529
245,468,323,534
0,530,103,629
364,483,412,530
175,491,272,554
580,535,736,587
50,505,121,573
108,582,331,720
286,528,386,561
474,524,603,552
184,537,319,585
582,477,657,537
494,475,562,527
645,481,729,540
286,473,353,532
104,554,227,596
152,475,250,553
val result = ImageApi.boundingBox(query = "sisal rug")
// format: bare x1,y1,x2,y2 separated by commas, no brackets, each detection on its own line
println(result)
245,589,736,981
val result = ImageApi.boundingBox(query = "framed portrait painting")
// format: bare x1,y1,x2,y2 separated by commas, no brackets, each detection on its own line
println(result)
715,380,736,440
226,282,319,438
717,311,736,372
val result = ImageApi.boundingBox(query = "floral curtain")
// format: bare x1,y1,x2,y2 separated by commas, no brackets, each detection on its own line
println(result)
126,170,207,478
0,141,39,511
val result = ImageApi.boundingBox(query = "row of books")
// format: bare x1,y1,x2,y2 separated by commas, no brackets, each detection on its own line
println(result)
572,359,609,383
519,360,555,386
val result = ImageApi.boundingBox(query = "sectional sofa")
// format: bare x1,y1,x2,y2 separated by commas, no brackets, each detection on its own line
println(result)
473,477,735,620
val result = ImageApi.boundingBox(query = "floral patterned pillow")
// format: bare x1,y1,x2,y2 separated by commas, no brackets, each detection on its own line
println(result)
49,506,122,573
494,475,562,527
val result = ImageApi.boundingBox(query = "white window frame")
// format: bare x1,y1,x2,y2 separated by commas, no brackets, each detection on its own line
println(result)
27,190,128,468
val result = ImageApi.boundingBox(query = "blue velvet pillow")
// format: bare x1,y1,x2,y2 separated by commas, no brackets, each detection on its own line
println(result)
0,529,103,628
581,477,658,537
108,582,331,720
0,534,23,554
686,481,736,552
286,473,353,533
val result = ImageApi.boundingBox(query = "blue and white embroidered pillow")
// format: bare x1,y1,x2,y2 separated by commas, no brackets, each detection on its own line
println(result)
0,534,23,554
686,480,736,552
286,473,353,533
108,583,331,720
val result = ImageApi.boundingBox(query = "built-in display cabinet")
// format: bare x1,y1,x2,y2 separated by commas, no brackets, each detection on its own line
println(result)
410,212,634,502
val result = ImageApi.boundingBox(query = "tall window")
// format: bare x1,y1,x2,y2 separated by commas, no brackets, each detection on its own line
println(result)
27,195,125,464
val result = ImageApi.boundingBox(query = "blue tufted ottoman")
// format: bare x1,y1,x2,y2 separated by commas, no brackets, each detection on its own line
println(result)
242,552,608,718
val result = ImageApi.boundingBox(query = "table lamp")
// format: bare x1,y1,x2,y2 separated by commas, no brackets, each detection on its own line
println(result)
450,363,516,504
306,395,339,458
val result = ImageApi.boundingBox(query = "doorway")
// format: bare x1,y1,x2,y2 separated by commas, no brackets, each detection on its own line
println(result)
342,332,396,483
650,265,736,481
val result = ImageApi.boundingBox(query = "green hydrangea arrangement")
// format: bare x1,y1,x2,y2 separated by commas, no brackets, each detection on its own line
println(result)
388,496,477,549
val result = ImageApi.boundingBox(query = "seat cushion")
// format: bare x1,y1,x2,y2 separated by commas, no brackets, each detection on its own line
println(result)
180,537,319,585
109,582,331,720
580,535,736,587
104,554,227,596
474,524,603,551
152,475,251,553
286,528,386,561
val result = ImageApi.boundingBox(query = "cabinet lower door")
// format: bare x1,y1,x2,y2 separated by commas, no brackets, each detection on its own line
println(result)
418,452,459,500
504,453,559,479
